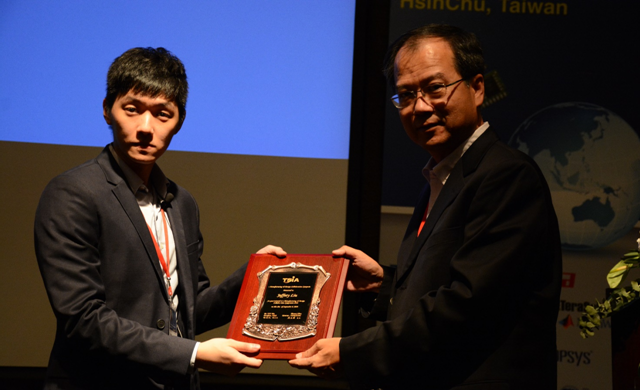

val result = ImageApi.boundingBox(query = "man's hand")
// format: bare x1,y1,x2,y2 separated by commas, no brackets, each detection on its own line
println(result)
333,245,384,293
288,338,343,379
195,338,262,376
256,245,287,258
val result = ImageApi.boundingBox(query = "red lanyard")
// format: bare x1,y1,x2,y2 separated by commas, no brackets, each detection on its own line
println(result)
147,209,172,297
417,205,428,237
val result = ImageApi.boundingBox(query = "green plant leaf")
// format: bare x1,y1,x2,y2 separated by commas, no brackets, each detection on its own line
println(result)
578,252,640,339
622,251,640,260
608,260,635,288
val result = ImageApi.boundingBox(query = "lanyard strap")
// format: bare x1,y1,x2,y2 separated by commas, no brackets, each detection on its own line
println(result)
147,209,173,298
417,205,428,237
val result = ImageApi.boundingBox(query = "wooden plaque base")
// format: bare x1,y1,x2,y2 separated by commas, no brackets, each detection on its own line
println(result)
227,254,349,360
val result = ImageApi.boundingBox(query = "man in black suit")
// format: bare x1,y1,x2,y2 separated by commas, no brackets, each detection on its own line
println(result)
35,47,285,389
290,24,562,389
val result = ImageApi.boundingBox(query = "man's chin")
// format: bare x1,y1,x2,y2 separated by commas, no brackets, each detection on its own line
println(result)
414,133,436,148
127,152,156,165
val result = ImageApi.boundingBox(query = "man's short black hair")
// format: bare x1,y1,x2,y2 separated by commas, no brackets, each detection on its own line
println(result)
383,24,486,91
104,47,188,123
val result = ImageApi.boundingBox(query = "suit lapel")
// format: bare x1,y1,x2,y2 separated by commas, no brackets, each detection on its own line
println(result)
394,129,500,286
96,148,170,300
164,196,196,338
395,170,465,287
395,184,429,278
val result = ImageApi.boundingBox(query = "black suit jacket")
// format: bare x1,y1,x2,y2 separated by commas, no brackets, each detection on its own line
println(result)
35,147,245,389
340,129,562,389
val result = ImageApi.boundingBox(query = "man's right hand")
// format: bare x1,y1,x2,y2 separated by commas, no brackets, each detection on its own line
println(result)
332,245,384,293
195,338,262,376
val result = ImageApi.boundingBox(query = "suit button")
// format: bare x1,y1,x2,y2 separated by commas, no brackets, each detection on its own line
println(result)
390,298,393,305
157,319,166,330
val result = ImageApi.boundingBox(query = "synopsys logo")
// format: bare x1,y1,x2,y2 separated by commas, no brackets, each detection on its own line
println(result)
557,349,592,366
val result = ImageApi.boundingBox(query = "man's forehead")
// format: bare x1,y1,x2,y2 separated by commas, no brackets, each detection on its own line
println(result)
394,38,455,82
396,38,453,66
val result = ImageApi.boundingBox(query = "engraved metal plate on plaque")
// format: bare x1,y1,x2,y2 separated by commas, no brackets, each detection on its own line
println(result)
242,262,330,341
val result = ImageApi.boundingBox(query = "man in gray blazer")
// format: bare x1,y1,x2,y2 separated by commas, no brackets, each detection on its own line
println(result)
290,25,562,389
35,47,284,389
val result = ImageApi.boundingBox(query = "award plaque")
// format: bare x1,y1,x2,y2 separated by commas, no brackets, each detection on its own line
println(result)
227,254,349,359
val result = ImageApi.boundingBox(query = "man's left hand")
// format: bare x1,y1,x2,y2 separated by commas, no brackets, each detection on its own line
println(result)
288,338,343,379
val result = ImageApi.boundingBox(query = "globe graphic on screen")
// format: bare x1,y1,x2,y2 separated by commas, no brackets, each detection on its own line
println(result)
509,102,640,250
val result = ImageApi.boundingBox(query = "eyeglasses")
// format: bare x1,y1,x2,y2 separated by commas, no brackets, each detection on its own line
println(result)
391,78,465,109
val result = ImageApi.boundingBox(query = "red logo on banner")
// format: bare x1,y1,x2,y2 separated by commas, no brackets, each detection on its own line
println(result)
562,272,576,288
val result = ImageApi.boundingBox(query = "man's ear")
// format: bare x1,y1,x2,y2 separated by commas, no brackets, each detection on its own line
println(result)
174,109,186,134
103,99,112,125
470,74,485,108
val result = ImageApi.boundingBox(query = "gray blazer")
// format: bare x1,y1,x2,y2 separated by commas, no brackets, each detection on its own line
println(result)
35,146,245,389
